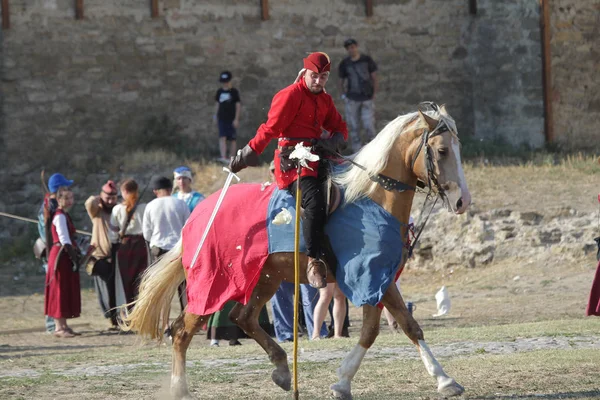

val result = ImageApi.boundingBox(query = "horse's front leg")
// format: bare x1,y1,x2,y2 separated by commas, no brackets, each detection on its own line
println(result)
381,284,464,397
331,305,381,400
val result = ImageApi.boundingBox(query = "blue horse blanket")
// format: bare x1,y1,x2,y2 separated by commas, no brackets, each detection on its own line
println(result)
267,187,405,307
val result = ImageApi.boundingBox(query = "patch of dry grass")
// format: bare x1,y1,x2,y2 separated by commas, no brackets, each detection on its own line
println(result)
2,337,600,399
463,154,600,213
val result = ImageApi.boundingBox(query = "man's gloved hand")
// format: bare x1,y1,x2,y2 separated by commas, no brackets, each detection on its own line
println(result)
316,132,347,155
228,145,260,173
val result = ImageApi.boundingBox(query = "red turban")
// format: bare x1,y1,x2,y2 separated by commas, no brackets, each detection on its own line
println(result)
303,52,331,73
102,180,117,195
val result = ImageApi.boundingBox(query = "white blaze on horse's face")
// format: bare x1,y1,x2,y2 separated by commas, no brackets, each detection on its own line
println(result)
431,130,471,215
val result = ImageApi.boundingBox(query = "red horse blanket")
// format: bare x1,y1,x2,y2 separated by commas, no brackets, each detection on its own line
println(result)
182,183,274,316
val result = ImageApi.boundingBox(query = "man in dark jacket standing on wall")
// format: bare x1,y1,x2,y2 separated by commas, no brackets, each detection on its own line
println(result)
339,38,378,152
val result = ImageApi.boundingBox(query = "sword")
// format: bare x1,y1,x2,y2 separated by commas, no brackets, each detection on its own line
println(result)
189,166,241,268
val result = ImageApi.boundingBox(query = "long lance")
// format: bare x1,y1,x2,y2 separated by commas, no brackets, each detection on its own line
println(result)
0,211,92,236
288,143,320,400
292,163,302,400
189,167,240,269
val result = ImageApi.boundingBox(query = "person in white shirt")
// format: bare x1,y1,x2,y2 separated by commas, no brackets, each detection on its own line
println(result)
143,176,190,337
110,179,148,307
143,176,190,258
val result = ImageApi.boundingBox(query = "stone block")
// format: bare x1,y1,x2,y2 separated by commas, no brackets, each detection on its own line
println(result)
19,80,46,90
118,92,139,102
519,211,543,225
538,228,562,245
452,46,468,60
321,25,340,36
185,57,206,66
553,30,583,42
27,92,57,103
52,102,72,114
240,76,259,92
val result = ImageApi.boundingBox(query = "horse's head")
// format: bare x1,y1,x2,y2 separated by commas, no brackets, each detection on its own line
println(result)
410,105,471,214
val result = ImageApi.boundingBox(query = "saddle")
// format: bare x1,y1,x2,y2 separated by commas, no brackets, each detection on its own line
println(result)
325,175,342,217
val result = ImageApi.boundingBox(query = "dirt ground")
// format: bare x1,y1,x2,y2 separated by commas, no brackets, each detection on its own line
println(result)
1,159,600,399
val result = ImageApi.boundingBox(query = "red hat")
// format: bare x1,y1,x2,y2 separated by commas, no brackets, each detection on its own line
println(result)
303,52,331,73
102,180,117,195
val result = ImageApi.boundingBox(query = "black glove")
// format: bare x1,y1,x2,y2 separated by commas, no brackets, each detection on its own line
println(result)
64,244,81,272
228,145,260,173
316,132,347,155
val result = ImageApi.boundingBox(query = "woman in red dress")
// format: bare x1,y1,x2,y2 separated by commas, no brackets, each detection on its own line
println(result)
44,186,81,338
110,179,148,306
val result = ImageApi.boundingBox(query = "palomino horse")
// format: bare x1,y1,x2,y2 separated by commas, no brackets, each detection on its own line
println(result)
123,104,471,399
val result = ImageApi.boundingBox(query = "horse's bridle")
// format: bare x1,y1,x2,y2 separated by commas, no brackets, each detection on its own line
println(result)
371,102,450,197
413,103,453,202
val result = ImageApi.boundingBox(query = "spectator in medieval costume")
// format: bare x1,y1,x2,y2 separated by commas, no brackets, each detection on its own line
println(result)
37,173,72,333
338,38,378,152
229,52,348,290
172,166,205,213
206,301,273,347
110,179,148,306
85,180,122,330
143,176,190,337
44,184,81,338
214,71,242,163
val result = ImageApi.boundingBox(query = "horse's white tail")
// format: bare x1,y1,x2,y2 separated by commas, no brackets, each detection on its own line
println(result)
120,240,185,340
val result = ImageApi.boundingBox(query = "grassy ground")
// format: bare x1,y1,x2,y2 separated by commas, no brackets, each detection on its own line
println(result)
1,157,600,399
1,254,599,399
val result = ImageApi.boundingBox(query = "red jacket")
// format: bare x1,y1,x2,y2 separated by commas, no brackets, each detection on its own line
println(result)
249,78,348,189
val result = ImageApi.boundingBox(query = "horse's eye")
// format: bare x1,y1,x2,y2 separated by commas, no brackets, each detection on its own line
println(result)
438,148,448,156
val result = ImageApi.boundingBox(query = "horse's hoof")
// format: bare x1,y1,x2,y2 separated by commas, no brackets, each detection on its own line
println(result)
272,368,291,391
439,381,464,397
330,383,352,400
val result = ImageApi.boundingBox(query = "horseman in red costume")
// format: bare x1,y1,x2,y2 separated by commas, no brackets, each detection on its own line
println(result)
230,52,348,289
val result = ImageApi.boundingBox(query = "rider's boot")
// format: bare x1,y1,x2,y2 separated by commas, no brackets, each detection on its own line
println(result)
307,257,327,289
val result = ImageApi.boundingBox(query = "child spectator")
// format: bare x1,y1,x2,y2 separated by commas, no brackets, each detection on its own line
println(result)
214,71,241,163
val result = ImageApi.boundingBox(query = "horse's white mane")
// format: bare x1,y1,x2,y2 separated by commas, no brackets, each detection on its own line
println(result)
334,108,457,204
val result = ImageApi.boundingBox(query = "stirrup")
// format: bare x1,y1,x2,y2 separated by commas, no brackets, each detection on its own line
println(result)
307,258,328,289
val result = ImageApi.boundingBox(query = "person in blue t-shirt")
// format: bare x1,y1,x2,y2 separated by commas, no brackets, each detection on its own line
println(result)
172,166,205,213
